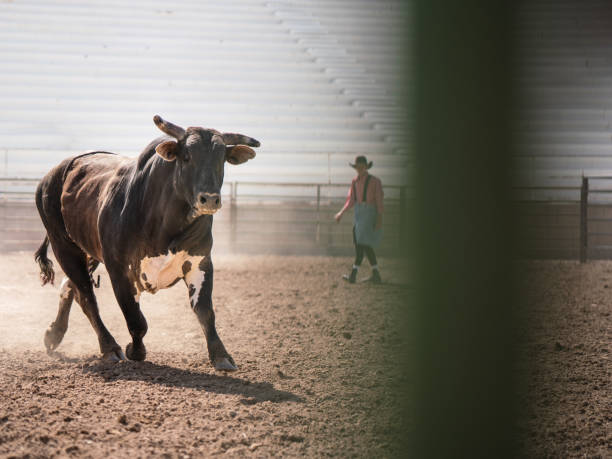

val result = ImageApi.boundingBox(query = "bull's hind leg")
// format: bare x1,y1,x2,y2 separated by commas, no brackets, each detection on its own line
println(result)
44,258,100,351
44,277,74,351
47,237,125,361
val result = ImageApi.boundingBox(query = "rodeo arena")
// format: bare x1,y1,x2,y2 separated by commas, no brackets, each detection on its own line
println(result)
0,1,610,458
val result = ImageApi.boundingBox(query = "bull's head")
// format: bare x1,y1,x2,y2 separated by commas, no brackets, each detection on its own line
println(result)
153,115,259,217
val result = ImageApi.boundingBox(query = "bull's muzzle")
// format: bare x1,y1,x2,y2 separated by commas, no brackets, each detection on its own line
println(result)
195,192,222,214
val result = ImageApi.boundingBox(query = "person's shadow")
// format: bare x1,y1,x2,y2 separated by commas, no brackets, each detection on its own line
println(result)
54,353,303,405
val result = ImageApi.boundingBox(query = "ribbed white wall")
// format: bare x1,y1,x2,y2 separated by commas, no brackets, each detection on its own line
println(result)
0,0,410,188
515,0,612,201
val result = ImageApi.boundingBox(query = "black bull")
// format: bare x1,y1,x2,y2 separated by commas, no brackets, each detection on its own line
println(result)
33,115,260,371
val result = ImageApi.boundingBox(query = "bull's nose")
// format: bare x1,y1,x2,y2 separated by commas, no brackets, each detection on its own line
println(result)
197,192,221,211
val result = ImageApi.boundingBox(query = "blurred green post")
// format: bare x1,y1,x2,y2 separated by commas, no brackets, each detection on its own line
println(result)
406,2,517,457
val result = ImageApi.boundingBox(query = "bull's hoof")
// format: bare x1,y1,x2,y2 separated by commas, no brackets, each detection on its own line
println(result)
213,357,237,372
44,326,66,352
126,342,146,361
102,348,126,362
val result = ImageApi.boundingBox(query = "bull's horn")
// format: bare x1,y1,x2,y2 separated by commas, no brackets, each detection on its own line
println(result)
221,133,260,148
153,115,186,139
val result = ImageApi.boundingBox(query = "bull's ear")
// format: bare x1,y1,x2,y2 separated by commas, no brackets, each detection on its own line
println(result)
226,145,256,165
155,140,178,161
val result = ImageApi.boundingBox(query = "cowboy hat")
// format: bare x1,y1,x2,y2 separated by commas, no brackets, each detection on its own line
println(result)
349,155,373,169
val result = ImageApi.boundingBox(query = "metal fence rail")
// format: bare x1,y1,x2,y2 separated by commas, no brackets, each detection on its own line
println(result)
577,175,612,262
0,178,411,256
13,176,612,261
511,182,582,260
515,175,612,262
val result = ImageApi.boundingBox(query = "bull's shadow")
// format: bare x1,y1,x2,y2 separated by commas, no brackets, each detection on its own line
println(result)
77,357,303,404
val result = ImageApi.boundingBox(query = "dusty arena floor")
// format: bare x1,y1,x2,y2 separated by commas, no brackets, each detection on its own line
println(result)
515,261,611,458
0,253,410,458
0,254,610,457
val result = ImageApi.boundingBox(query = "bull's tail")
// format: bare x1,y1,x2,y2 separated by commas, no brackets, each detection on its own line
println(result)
34,235,55,286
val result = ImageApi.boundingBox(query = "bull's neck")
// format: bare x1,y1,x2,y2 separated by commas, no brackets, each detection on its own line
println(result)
130,154,194,248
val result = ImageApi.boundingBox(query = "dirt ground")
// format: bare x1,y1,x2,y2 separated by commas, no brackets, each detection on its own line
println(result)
0,253,410,458
1,254,610,458
515,261,611,458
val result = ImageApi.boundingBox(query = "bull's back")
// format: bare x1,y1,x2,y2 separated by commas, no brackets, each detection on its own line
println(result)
60,152,132,261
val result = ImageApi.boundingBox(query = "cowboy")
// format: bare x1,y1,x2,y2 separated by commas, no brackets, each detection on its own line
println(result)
334,155,384,284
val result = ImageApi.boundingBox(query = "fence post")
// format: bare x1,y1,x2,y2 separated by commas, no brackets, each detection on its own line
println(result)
580,176,588,263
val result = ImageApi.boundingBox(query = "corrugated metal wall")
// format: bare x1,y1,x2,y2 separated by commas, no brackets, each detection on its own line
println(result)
515,1,612,258
0,0,410,255
0,0,410,189
515,1,612,194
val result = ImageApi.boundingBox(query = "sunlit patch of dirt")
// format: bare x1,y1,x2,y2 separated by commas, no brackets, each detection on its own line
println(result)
0,253,410,457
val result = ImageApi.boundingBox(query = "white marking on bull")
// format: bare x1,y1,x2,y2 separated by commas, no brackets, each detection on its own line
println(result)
59,276,71,300
185,269,206,309
190,207,218,219
137,251,203,295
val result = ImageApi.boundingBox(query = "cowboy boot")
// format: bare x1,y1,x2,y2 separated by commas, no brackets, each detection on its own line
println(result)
365,268,382,284
342,267,358,284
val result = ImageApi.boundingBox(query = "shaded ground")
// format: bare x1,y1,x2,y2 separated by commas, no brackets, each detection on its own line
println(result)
0,254,410,458
515,261,611,458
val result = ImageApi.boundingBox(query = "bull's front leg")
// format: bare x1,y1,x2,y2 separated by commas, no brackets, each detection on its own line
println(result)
184,258,237,371
105,264,148,361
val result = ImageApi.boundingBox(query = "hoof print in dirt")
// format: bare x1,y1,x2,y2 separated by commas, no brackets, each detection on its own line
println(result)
213,357,237,371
